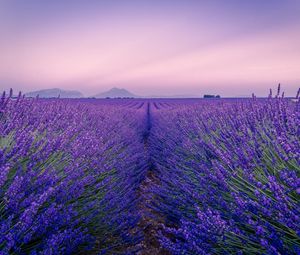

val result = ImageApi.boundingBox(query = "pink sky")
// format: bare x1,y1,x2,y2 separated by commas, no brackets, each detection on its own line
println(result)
0,0,299,97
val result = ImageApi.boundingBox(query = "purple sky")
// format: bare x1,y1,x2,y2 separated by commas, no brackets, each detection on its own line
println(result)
0,0,299,97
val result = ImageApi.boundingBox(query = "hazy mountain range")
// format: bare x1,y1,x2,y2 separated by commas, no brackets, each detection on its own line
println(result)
25,87,138,98
24,87,205,98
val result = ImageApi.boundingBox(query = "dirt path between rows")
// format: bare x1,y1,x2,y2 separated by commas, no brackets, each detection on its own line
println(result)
135,102,170,255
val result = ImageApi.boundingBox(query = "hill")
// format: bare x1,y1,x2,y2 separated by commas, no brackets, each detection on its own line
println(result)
94,87,138,98
25,88,83,98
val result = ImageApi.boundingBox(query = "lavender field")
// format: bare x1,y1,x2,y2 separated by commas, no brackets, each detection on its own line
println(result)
0,88,299,255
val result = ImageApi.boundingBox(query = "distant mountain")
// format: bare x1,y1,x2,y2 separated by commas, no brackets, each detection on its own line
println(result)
94,87,138,98
25,88,83,98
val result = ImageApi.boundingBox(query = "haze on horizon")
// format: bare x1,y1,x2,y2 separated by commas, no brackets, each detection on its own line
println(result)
0,0,299,97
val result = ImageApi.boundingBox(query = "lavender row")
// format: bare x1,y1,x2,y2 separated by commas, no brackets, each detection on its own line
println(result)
0,91,148,254
149,89,300,254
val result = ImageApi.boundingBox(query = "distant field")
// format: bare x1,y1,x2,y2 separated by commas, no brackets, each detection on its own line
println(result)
0,89,299,254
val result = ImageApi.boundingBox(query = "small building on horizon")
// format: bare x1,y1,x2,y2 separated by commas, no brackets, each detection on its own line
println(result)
203,94,221,98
